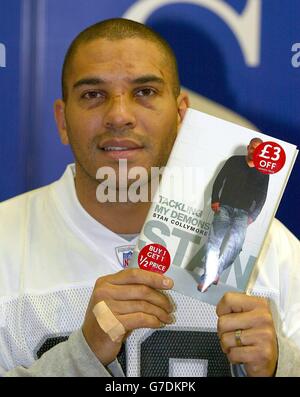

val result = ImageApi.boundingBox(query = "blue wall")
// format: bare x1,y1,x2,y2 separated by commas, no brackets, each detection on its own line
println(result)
0,0,299,237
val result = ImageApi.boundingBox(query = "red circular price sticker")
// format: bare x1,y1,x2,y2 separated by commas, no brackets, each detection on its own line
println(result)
138,244,171,274
253,141,286,175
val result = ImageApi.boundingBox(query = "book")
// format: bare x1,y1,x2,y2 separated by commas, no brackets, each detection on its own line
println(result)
129,108,298,305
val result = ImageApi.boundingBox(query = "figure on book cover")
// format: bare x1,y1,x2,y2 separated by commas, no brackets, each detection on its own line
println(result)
198,138,269,292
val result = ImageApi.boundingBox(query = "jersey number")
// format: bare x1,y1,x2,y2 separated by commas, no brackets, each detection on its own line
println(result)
36,330,230,377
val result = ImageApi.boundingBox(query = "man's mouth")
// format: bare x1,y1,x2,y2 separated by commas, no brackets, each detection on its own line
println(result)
99,139,144,159
102,146,140,152
100,139,143,151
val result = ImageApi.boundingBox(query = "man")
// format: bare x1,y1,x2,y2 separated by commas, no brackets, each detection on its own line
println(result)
0,18,299,377
198,138,269,292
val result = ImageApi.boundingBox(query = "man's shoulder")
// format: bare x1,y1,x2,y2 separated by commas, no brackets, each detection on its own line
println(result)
269,218,298,243
0,182,60,251
228,154,244,161
0,164,74,220
224,155,244,165
263,218,299,260
250,218,299,294
0,184,52,219
0,165,73,217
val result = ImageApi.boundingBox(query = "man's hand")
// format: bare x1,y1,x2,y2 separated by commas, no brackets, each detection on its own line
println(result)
82,268,174,366
211,202,220,212
216,292,278,377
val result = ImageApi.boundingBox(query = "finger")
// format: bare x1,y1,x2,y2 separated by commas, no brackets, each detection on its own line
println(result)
220,329,246,354
104,268,174,290
219,327,272,354
226,345,274,376
99,284,174,313
118,312,167,331
216,292,269,316
106,299,174,324
217,310,273,336
218,310,274,337
226,345,258,365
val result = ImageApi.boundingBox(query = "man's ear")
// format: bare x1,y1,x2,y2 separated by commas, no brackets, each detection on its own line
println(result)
54,99,69,145
177,91,190,127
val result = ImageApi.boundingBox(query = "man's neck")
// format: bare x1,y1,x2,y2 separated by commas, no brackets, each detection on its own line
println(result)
74,166,151,234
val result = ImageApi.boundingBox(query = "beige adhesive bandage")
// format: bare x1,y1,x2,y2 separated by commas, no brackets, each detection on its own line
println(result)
93,301,126,342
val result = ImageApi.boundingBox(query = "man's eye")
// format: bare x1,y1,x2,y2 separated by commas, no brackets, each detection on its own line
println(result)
135,88,156,97
81,91,104,100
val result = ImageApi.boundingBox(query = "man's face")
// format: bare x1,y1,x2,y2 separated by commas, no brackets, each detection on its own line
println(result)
55,38,188,186
247,140,261,161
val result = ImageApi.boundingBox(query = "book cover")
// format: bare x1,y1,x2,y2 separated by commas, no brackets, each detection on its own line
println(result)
129,108,298,305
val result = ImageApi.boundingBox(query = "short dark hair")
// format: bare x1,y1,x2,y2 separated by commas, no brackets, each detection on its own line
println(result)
249,137,263,145
61,18,180,101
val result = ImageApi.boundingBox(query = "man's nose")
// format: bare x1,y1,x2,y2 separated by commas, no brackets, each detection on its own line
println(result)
104,94,136,131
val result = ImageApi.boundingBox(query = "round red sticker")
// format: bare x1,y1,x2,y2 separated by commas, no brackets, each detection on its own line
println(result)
253,141,286,175
138,244,171,274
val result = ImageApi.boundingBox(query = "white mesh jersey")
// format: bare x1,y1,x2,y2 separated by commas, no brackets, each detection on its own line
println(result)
0,164,299,376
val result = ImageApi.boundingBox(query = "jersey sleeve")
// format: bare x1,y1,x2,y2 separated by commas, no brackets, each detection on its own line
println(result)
272,222,300,376
247,219,300,376
1,328,119,377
